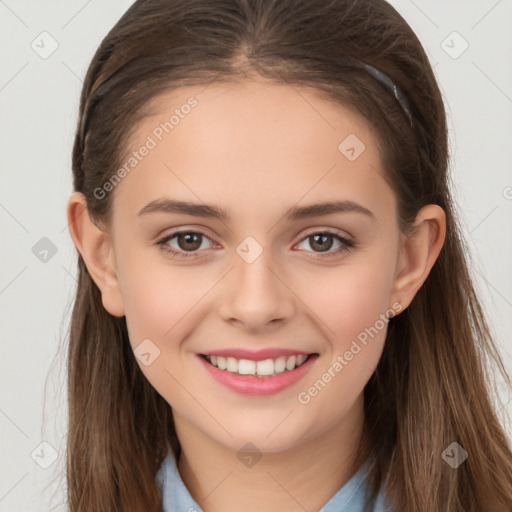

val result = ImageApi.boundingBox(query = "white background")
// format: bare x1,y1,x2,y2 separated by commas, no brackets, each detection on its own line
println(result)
0,1,511,510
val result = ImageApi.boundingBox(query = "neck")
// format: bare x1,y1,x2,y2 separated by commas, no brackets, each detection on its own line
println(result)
173,395,368,512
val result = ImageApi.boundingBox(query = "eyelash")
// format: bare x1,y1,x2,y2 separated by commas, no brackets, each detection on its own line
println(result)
155,229,355,260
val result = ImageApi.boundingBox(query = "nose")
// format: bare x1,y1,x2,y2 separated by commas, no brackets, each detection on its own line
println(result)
218,245,296,333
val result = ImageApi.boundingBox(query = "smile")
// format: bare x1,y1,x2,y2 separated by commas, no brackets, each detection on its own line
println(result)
198,351,319,396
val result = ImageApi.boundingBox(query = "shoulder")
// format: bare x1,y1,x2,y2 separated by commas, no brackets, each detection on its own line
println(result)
157,450,203,512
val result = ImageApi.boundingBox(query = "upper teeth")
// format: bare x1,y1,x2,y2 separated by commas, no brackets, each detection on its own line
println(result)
206,354,309,376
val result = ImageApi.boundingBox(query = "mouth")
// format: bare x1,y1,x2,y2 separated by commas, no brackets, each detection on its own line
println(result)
197,351,319,396
200,353,315,377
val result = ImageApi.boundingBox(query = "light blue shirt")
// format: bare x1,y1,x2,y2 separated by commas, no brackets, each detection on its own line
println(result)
157,449,392,512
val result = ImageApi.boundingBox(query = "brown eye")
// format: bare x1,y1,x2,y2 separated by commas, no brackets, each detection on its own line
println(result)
296,230,354,257
156,230,215,259
175,232,203,251
308,234,334,252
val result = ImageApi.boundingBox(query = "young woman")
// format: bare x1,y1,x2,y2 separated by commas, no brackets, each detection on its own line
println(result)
65,0,512,510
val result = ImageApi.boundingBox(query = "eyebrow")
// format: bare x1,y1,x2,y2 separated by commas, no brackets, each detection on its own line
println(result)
137,198,375,221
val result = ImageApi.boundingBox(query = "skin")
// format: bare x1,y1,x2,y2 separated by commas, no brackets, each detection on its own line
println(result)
67,78,446,512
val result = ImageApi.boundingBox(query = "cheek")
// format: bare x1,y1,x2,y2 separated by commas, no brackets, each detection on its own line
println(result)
120,263,209,346
298,255,396,344
292,251,396,405
115,240,199,342
337,266,392,341
294,263,393,429
116,254,210,408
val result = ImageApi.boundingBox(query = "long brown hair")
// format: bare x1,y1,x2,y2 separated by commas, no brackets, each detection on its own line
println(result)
66,0,512,510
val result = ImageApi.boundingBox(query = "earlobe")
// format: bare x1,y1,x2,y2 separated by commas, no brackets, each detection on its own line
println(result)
391,204,446,312
66,192,125,317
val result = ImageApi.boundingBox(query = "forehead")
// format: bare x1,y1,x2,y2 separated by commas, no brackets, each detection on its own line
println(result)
111,79,393,221
135,78,378,161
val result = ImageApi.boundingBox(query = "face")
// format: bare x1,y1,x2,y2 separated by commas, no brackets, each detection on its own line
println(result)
103,79,405,453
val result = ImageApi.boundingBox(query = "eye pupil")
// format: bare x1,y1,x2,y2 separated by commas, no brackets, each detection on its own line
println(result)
310,234,333,252
178,232,202,251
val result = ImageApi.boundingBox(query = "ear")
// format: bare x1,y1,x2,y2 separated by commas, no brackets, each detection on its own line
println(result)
391,204,446,312
66,191,125,317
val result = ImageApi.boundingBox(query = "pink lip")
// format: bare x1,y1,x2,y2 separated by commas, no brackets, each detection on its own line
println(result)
198,353,319,396
200,348,313,361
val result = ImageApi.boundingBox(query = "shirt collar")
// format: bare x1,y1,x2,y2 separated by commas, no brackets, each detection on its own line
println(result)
157,449,390,512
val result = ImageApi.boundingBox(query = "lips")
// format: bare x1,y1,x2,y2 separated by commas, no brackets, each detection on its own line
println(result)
197,349,319,395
